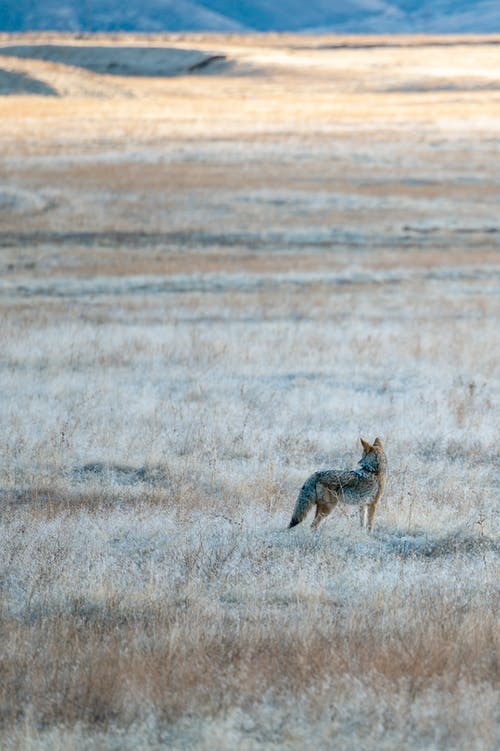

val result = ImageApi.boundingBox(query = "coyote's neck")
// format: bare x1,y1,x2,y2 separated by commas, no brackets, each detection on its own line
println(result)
357,459,387,499
357,464,384,477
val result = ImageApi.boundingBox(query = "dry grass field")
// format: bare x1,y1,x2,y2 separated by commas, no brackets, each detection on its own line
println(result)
1,34,499,750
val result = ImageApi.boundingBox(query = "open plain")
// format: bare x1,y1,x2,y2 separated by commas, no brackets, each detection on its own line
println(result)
0,34,499,749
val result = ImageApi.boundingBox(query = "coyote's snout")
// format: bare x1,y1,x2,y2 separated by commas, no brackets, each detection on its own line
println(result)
288,437,387,532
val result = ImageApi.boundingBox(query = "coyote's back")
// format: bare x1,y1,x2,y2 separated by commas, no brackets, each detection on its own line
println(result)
288,437,387,531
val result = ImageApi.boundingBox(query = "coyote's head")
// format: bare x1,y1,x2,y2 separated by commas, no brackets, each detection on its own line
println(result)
359,437,386,474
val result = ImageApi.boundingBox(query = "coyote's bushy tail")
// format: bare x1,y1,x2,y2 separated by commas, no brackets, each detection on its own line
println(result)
288,473,317,528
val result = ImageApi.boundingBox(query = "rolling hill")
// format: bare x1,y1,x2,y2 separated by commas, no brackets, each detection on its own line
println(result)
1,0,499,34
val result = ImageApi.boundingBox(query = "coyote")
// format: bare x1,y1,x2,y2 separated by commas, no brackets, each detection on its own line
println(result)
288,437,387,532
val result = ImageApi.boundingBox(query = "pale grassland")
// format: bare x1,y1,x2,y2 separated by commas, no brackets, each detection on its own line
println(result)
0,34,499,750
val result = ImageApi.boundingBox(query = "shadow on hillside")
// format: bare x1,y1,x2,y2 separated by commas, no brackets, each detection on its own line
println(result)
313,39,500,51
383,81,500,93
0,45,232,77
0,68,58,95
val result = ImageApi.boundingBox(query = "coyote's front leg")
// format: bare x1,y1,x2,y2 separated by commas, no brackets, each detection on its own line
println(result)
360,504,369,530
367,501,378,532
360,502,377,532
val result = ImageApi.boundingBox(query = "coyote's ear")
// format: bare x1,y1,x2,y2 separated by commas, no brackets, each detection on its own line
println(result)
360,437,373,452
373,437,383,448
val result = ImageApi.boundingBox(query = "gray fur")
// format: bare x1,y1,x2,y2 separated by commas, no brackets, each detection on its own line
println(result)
288,437,387,532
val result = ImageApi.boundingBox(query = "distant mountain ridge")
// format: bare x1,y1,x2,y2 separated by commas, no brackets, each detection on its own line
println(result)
1,0,499,33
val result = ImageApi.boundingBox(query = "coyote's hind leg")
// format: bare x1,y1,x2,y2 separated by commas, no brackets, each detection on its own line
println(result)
311,491,338,531
311,504,331,531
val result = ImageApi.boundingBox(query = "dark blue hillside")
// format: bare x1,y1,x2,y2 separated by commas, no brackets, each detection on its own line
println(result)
0,0,499,33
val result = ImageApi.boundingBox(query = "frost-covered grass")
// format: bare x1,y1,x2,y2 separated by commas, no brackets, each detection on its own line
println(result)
1,273,498,750
1,34,499,748
1,501,498,750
